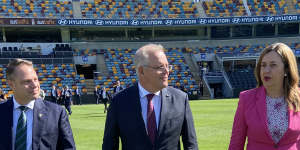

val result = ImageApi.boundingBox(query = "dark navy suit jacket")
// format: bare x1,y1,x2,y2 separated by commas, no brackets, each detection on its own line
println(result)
0,98,76,150
102,84,198,150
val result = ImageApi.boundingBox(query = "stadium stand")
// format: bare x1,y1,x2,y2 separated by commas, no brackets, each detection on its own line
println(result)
227,69,257,97
79,0,199,19
0,0,73,18
202,0,288,17
247,0,288,16
202,0,247,17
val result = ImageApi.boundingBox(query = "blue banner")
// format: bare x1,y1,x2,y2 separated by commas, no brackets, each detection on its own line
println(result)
57,18,198,26
56,15,300,26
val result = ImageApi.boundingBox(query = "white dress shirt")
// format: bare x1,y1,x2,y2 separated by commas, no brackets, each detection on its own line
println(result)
138,82,161,131
12,97,35,150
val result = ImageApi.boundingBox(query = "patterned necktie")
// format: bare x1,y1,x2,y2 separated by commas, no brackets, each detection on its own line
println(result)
15,106,28,150
146,94,157,145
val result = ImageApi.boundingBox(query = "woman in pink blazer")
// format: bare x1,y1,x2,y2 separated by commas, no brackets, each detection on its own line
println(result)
229,43,300,150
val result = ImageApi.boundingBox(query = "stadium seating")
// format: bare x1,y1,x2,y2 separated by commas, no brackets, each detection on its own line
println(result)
79,0,199,19
36,63,87,96
202,0,288,17
202,0,247,17
293,0,300,13
227,69,257,97
247,0,288,16
0,0,291,19
73,48,101,56
0,0,73,18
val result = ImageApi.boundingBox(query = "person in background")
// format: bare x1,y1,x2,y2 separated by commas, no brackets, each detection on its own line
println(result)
0,58,75,149
0,88,6,102
102,44,198,150
75,86,81,105
94,86,99,104
51,85,58,103
101,87,110,113
39,88,45,100
57,87,62,105
229,43,300,150
113,80,124,96
63,85,73,115
97,86,103,105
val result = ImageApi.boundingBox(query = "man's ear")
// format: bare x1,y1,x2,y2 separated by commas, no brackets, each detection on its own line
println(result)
138,66,144,75
7,80,14,89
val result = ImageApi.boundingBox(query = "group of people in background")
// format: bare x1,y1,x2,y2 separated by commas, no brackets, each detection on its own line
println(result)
50,85,81,115
94,80,124,113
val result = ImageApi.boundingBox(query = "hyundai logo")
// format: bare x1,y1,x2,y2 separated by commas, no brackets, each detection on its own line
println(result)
165,20,173,25
131,20,139,25
58,19,68,25
95,20,104,25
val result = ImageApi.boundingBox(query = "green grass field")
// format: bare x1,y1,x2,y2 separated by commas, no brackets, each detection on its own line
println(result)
69,99,239,150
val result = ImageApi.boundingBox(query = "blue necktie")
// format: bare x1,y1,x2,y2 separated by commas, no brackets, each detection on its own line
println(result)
15,106,28,150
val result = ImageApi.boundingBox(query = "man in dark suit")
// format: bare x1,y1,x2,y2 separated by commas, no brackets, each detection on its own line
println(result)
75,86,81,105
96,87,102,104
113,80,123,96
0,58,75,150
102,44,198,150
63,85,73,115
51,85,58,103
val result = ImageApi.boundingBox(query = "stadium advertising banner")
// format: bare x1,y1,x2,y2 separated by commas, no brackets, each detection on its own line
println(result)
57,18,198,26
0,18,56,25
56,15,300,26
0,15,299,26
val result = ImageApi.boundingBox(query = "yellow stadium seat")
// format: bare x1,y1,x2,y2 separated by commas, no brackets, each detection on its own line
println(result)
17,5,22,11
60,7,65,12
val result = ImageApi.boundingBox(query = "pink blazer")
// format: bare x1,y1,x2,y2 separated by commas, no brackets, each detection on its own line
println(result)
229,86,300,150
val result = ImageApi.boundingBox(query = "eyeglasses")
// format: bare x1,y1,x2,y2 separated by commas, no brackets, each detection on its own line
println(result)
144,65,173,72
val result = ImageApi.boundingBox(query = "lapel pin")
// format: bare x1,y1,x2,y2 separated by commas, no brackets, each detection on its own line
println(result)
39,113,43,118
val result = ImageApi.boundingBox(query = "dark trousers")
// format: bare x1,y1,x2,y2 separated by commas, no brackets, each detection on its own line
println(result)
97,96,102,104
76,95,81,105
64,97,72,115
102,98,108,113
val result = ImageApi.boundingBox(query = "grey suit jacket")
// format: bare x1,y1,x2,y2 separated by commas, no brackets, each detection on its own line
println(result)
0,98,76,150
102,84,198,150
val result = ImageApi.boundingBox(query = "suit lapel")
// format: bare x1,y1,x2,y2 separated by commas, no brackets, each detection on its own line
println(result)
132,84,149,139
7,99,13,149
32,99,48,150
255,86,274,142
158,88,171,137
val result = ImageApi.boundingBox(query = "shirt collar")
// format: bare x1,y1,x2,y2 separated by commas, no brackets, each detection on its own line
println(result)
138,82,160,99
13,96,35,110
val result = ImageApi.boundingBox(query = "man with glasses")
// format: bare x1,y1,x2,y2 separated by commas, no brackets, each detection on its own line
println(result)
0,59,75,150
103,44,198,150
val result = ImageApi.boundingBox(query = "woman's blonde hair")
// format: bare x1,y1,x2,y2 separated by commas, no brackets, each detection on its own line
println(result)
255,43,300,111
